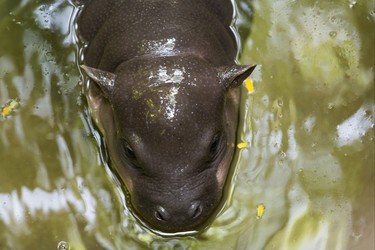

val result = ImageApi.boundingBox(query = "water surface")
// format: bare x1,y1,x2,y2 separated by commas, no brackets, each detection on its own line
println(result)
0,0,373,249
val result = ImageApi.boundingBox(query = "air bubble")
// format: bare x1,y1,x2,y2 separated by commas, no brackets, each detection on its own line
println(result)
279,151,287,159
277,99,283,107
57,241,69,250
349,1,357,8
329,31,337,38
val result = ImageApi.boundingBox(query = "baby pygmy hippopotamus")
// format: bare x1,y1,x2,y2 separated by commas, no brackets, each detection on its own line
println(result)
77,0,255,233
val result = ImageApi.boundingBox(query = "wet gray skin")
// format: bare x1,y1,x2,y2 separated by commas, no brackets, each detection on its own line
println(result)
77,0,255,233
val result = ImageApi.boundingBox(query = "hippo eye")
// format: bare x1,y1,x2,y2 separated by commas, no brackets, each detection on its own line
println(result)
125,145,136,159
121,141,137,160
208,133,224,162
210,136,220,155
121,141,143,170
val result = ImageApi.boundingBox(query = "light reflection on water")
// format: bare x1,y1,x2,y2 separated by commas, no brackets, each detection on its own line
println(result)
238,1,374,250
0,0,373,249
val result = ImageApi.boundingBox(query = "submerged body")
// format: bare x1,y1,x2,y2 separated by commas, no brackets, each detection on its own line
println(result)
77,0,255,233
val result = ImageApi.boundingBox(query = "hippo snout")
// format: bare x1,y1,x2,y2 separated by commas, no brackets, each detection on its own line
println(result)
155,201,203,222
138,201,215,232
154,200,203,224
131,181,220,233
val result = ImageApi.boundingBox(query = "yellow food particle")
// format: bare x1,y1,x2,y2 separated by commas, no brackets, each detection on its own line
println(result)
237,142,248,149
1,99,19,118
245,78,254,93
146,99,155,108
256,203,265,219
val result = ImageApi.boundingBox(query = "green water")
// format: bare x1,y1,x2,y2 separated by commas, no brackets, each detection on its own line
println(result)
0,0,373,249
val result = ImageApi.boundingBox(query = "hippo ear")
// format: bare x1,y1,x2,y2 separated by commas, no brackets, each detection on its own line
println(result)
218,64,256,89
81,65,116,97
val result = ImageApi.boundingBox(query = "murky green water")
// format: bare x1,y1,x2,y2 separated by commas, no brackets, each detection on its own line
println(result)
0,0,373,249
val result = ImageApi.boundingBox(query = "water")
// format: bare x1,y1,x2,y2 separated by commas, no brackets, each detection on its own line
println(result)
0,0,374,249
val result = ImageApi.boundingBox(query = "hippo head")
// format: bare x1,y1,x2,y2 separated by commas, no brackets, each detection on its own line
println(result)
82,55,255,233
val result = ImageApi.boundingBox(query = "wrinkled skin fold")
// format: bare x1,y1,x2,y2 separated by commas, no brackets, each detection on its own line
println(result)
77,0,255,233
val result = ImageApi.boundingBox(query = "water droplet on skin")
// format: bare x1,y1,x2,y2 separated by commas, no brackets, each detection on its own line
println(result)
57,241,69,250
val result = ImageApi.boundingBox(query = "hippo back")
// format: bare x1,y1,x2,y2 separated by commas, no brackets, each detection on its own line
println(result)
78,0,238,71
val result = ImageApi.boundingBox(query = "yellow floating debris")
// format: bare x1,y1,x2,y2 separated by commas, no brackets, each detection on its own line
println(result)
146,98,155,108
256,203,265,219
245,78,254,93
237,142,248,149
1,99,19,118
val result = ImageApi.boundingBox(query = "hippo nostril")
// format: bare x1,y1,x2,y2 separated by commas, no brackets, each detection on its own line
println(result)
188,201,203,219
155,206,170,221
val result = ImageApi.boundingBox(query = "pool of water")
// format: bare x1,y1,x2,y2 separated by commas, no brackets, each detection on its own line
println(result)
0,0,373,249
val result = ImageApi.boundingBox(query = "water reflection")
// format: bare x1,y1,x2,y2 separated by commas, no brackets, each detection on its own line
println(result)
240,0,374,249
0,0,373,249
0,184,96,226
337,102,374,147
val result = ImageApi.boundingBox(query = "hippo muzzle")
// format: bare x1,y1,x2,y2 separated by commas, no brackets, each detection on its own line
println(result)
131,167,222,232
77,0,255,233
